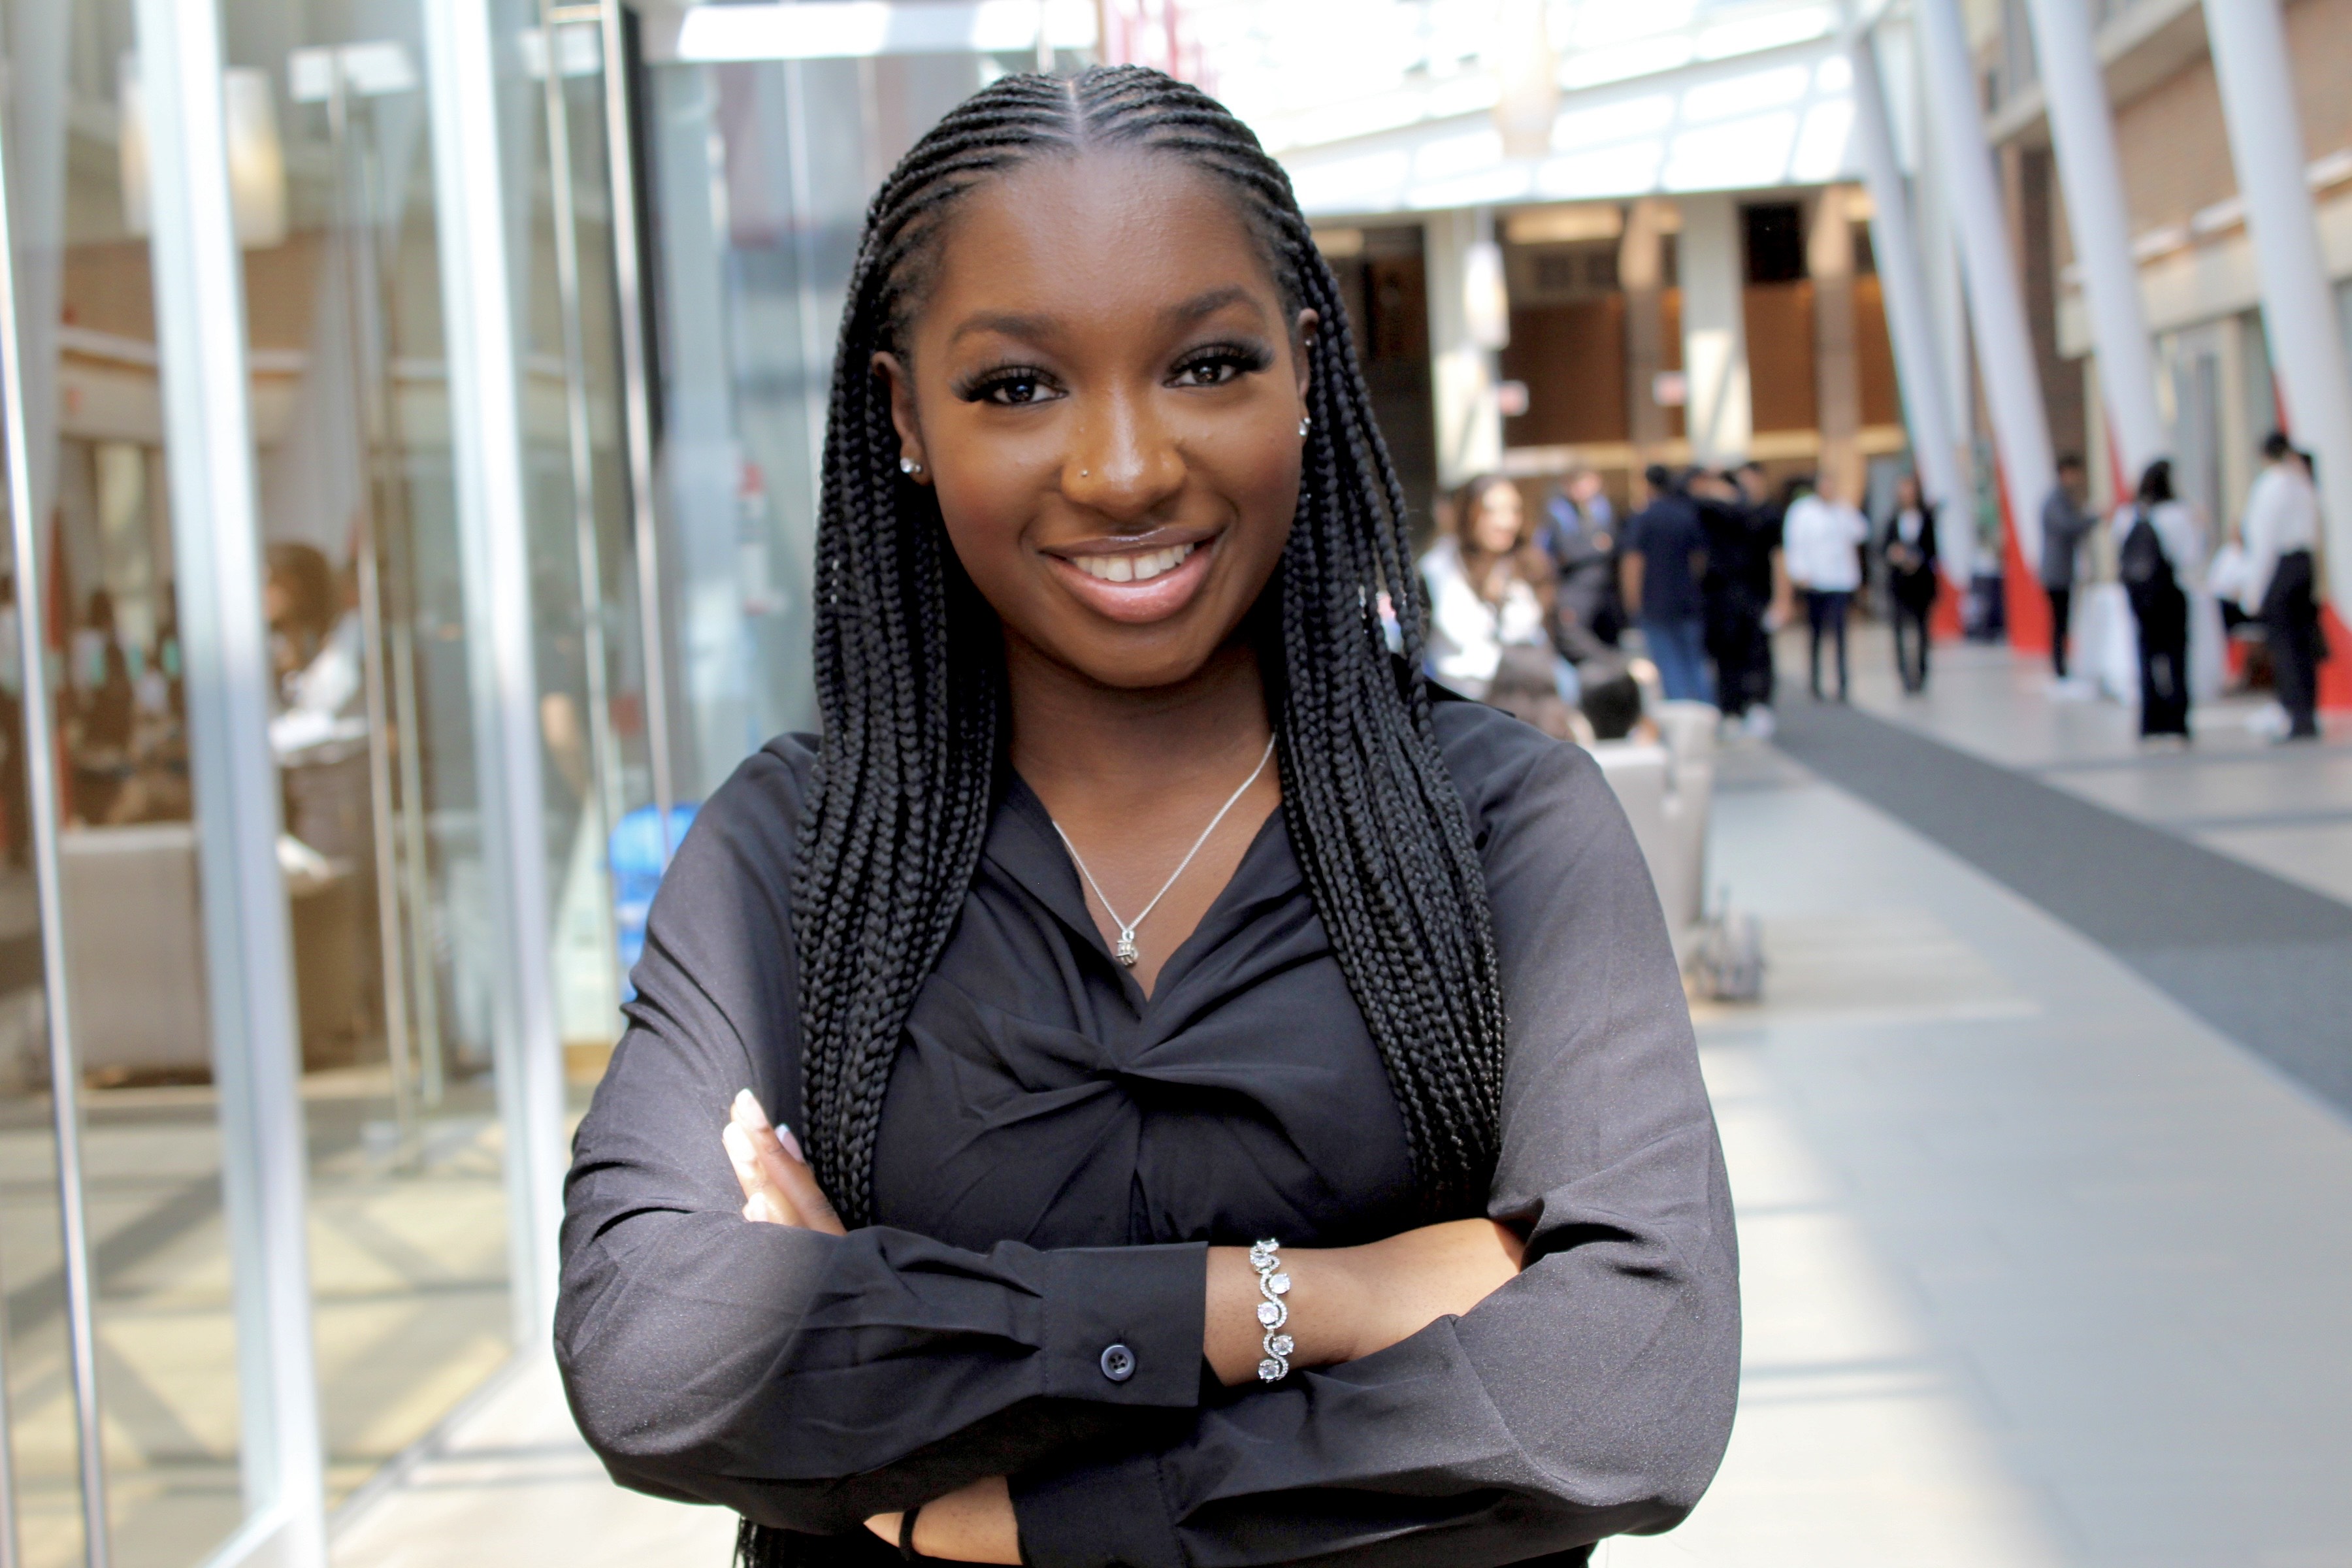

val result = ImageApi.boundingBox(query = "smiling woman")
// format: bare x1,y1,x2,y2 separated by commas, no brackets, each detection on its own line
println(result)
557,65,1737,1568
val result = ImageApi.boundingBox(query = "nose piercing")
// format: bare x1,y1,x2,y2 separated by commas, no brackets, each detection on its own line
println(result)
1079,468,1090,477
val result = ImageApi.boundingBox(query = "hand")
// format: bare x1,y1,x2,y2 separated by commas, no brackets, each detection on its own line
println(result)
721,1090,845,1235
866,1475,1019,1564
1202,1218,1524,1385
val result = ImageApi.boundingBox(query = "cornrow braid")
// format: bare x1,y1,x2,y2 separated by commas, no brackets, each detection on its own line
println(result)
757,60,1511,1568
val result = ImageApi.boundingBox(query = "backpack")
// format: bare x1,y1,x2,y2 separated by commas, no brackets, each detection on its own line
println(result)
2117,508,2175,595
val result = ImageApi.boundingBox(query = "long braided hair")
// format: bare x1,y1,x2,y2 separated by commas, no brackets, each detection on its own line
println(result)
752,61,1511,1568
792,62,1507,1235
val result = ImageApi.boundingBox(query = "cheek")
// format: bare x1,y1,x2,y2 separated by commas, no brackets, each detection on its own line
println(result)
1209,423,1306,556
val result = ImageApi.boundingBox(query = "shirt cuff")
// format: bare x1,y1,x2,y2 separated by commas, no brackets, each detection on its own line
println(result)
1035,1242,1206,1409
1011,1448,1181,1568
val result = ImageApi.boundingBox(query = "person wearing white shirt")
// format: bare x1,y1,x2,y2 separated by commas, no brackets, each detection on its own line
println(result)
1782,476,1869,701
2241,431,2323,740
1419,476,1565,704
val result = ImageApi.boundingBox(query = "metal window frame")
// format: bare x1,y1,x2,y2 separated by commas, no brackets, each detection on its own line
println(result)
421,0,570,1342
0,50,109,1568
129,1,329,1565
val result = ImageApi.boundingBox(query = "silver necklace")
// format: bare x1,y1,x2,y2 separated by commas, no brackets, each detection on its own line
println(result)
1051,735,1277,969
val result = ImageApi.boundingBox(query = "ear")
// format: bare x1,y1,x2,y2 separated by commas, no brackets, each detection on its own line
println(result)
871,350,930,484
1290,308,1319,405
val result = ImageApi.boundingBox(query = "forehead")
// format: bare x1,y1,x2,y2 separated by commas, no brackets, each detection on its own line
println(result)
915,150,1281,333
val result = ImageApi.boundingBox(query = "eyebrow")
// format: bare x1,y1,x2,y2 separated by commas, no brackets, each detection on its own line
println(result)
945,286,1270,348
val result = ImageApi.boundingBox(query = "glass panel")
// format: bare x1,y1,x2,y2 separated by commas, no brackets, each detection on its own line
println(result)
498,3,644,1088
642,52,992,804
1,2,247,1562
216,1,514,1511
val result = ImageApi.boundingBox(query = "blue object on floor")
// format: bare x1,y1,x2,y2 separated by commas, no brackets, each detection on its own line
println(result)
612,803,700,994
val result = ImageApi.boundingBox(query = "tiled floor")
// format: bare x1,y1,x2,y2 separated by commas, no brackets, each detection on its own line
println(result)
1832,624,2352,906
340,629,2352,1568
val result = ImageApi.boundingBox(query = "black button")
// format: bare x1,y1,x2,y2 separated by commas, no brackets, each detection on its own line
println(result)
1098,1343,1136,1382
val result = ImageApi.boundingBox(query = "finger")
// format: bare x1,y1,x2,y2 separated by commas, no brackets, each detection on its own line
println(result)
720,1120,763,1203
768,1148,846,1236
734,1094,845,1236
723,1121,808,1227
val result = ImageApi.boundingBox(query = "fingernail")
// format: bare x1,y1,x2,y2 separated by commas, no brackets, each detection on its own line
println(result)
722,1122,754,1166
777,1123,804,1162
753,1193,784,1224
732,1090,772,1130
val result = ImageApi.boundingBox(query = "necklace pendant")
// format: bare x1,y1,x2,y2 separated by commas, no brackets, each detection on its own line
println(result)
1115,930,1139,968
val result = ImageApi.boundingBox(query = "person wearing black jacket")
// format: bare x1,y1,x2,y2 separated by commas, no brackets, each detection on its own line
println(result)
1880,473,1940,694
1695,469,1769,725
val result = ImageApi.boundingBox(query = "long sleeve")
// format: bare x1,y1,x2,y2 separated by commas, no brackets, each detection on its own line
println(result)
1010,716,1740,1568
557,743,1207,1535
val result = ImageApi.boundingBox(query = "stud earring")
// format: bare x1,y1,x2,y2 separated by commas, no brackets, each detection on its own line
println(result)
899,456,923,476
1298,414,1311,437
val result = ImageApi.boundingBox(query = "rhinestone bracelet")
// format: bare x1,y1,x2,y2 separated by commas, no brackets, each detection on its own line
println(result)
1249,1238,1294,1382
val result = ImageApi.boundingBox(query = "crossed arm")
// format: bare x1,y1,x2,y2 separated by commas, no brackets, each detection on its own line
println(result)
719,1090,1526,1561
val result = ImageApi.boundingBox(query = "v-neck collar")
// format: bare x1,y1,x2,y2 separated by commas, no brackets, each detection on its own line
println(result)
987,771,1298,1011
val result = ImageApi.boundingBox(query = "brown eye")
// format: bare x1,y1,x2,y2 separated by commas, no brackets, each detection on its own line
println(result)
988,376,1044,405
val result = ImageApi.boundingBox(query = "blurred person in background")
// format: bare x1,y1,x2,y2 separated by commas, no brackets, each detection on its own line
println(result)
1541,465,1622,659
1733,461,1791,730
2041,454,2095,683
1879,472,1940,696
1621,465,1712,704
559,65,1736,1568
2242,432,2322,741
2117,459,2200,741
1420,474,1575,705
69,589,137,823
1694,467,1772,733
0,573,23,863
1782,474,1867,702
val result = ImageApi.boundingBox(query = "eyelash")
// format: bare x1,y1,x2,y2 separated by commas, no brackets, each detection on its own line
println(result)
956,342,1273,406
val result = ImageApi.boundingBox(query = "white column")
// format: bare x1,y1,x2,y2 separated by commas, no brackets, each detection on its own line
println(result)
423,0,568,1339
1678,191,1754,468
1848,27,1971,579
2021,0,2167,477
1425,206,1505,487
2203,0,2352,612
1916,0,2056,562
130,0,327,1563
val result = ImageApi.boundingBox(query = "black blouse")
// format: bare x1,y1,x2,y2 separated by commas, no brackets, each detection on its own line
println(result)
558,697,1739,1567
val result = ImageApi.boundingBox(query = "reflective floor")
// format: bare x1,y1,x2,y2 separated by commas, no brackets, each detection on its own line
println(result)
0,945,514,1568
1614,626,2352,1567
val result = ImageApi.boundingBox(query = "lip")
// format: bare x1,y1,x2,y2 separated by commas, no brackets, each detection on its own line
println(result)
1040,527,1222,626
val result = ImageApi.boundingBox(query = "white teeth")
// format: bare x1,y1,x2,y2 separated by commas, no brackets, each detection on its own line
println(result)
1071,542,1195,584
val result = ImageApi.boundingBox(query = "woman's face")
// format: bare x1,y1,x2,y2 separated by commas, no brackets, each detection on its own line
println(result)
1469,483,1523,555
877,152,1314,692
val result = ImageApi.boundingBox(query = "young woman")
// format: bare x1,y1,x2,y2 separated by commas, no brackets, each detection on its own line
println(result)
558,67,1737,1568
1419,474,1563,702
1879,473,1940,695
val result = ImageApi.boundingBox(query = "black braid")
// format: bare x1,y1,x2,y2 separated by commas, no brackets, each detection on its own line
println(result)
791,56,1505,1254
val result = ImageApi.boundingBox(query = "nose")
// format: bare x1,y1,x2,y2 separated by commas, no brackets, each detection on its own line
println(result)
1063,386,1184,529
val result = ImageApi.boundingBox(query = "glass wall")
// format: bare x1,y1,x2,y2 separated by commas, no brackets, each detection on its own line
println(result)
640,45,1018,798
2,2,247,1561
0,0,642,1561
